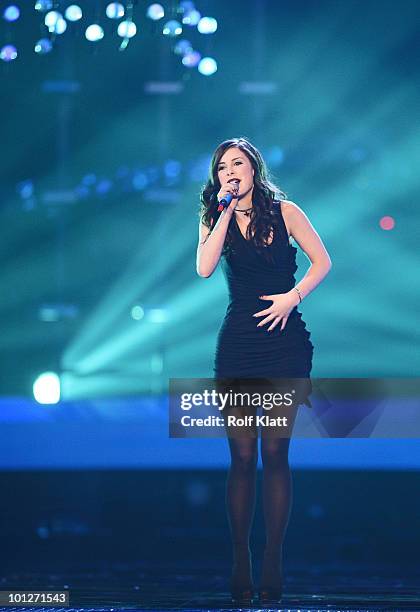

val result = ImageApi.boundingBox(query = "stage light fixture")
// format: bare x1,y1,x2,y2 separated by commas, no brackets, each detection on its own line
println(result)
106,2,125,19
35,0,52,11
3,5,20,22
0,44,18,61
198,56,217,75
182,9,200,26
33,371,61,404
85,24,104,41
131,305,145,320
162,19,182,37
117,20,137,38
197,16,217,34
146,3,164,20
182,49,200,67
34,38,52,53
65,5,82,22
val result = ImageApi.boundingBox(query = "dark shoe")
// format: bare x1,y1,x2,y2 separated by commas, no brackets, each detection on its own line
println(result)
230,584,255,605
258,585,282,604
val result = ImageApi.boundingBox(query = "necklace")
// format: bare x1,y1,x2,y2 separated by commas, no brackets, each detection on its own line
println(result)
234,206,253,217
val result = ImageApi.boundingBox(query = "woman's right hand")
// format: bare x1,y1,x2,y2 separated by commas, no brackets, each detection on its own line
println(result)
217,181,239,215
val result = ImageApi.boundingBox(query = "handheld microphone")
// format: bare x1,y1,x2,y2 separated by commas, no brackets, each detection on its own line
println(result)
217,180,239,212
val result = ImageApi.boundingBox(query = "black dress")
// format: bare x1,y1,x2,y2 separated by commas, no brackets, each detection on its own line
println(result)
213,200,314,408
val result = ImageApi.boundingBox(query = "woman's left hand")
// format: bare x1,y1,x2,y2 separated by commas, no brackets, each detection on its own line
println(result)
253,291,300,332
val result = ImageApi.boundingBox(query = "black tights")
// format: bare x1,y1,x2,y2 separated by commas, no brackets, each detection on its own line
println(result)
226,435,292,588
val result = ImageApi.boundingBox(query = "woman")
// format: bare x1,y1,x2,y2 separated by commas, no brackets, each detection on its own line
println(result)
196,137,331,605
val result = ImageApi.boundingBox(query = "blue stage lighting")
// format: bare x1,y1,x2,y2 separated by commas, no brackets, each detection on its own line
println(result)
117,20,137,38
198,56,217,75
35,0,52,11
3,5,20,22
33,372,61,404
65,5,82,22
182,50,201,67
162,20,182,37
174,39,192,55
197,16,217,34
85,24,104,41
182,10,201,26
146,3,164,20
106,2,124,19
0,44,18,61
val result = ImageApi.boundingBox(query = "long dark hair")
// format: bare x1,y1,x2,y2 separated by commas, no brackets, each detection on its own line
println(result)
198,137,287,262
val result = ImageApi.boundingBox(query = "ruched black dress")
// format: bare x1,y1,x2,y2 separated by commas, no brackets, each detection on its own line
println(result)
213,200,314,408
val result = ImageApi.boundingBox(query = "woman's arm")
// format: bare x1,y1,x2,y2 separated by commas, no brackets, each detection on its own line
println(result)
282,200,332,305
196,208,233,277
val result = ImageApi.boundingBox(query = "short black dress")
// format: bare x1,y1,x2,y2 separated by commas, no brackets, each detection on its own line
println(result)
213,200,314,408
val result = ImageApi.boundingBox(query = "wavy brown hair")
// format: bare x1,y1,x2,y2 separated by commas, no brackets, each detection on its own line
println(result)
198,137,287,262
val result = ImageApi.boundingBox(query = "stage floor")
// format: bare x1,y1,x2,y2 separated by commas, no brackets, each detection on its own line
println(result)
1,558,419,611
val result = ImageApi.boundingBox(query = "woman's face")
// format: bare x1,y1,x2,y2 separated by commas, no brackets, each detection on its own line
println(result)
216,146,255,200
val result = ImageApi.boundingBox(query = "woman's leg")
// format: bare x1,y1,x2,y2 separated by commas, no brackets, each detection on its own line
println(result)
226,435,258,587
259,435,292,587
259,376,302,589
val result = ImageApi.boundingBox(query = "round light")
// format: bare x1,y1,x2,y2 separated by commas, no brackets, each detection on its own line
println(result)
162,19,182,37
0,44,18,61
50,17,67,34
198,56,217,75
174,39,192,55
106,2,124,19
85,24,104,41
379,216,395,231
44,10,61,27
197,16,217,34
146,3,164,20
3,5,20,22
65,5,82,21
33,371,61,404
182,9,201,26
34,38,53,54
131,305,145,320
182,50,201,67
117,20,136,38
35,0,52,11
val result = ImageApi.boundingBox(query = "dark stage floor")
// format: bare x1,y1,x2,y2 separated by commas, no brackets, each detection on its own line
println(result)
1,558,419,611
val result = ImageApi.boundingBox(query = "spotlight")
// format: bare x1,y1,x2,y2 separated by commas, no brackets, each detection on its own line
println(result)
44,10,67,33
162,19,182,37
117,20,137,38
131,305,145,320
85,24,104,41
52,17,67,34
35,0,52,11
174,39,192,55
0,44,18,61
65,5,82,22
34,38,53,53
3,5,20,22
146,3,164,20
380,216,395,231
182,9,201,26
182,50,201,67
33,371,61,404
197,16,217,34
198,56,217,75
106,2,124,19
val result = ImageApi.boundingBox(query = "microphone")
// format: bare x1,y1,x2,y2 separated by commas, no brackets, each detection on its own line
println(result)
217,179,239,212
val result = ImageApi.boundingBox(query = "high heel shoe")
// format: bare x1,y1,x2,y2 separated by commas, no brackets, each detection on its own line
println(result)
230,583,255,605
258,585,282,604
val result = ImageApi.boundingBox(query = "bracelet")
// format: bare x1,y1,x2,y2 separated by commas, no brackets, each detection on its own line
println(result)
293,286,302,303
